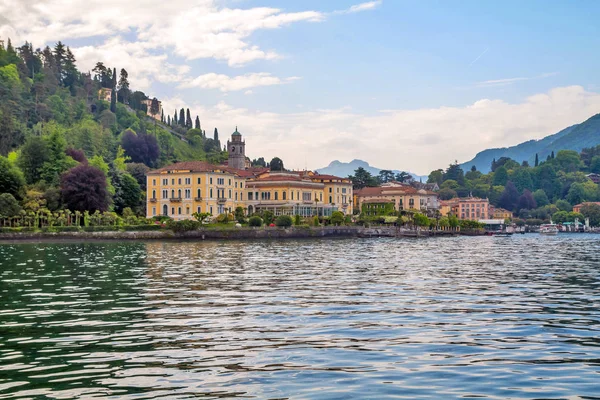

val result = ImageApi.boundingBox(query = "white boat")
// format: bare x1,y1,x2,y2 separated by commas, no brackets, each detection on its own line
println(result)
539,222,559,235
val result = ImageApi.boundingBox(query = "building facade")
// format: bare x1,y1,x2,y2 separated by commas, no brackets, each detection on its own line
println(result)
145,130,352,219
142,98,163,121
354,186,439,215
98,88,111,102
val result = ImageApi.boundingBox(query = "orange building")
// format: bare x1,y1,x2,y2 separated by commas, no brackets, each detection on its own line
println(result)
573,202,600,213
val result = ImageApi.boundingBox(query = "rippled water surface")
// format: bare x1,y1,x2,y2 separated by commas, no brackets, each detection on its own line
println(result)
1,235,600,399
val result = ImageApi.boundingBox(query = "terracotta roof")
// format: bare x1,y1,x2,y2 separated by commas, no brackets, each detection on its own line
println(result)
355,185,436,197
148,161,232,175
310,174,351,182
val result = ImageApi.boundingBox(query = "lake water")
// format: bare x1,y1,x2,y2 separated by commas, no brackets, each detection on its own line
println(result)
1,235,600,399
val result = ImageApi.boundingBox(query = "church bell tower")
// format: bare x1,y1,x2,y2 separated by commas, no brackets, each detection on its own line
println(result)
227,127,246,169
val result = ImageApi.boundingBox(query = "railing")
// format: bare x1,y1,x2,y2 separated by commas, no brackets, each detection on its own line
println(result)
194,197,203,201
149,198,157,203
170,197,182,202
217,197,227,204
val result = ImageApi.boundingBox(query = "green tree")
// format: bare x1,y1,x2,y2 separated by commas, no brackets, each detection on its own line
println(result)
330,211,344,225
179,108,185,127
510,168,534,192
192,212,212,224
195,116,200,130
492,166,509,186
413,213,430,227
234,206,245,223
0,193,22,217
437,188,457,200
580,203,600,226
117,68,130,104
270,157,284,171
378,169,394,183
248,216,262,227
590,156,600,174
18,136,49,184
275,215,293,227
110,67,117,113
566,182,586,205
349,167,379,189
534,153,539,167
555,199,572,212
499,181,520,211
427,169,443,185
532,189,549,207
0,155,25,198
443,162,464,185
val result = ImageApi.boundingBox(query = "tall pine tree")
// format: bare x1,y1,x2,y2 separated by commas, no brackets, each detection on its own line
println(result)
173,110,178,126
535,153,539,167
179,108,185,127
195,116,200,130
110,67,117,113
167,115,171,126
185,108,192,129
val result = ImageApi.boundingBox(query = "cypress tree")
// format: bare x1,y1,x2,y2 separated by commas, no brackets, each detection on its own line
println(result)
173,111,178,126
213,128,219,141
179,108,185,127
167,115,171,126
535,153,539,167
551,151,555,159
186,108,192,128
110,67,117,113
195,116,200,130
161,109,164,123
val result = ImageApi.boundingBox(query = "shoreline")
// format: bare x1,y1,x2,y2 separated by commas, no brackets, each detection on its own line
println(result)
0,226,474,243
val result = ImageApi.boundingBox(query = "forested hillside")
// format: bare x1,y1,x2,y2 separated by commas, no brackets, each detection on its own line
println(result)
460,114,600,173
429,148,600,225
0,38,226,219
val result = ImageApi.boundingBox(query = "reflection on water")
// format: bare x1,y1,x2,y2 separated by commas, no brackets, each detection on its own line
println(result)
1,235,600,399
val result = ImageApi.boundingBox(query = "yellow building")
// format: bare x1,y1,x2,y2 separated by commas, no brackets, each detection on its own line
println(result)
142,98,163,121
146,128,354,219
491,207,512,220
146,161,246,220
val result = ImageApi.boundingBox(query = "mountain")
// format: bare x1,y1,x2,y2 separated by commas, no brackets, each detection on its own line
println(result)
316,159,425,181
461,113,600,173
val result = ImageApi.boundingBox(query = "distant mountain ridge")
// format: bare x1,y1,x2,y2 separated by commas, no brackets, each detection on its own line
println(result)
316,159,424,181
461,113,600,173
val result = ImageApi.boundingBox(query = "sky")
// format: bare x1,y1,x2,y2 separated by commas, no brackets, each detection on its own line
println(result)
1,0,600,175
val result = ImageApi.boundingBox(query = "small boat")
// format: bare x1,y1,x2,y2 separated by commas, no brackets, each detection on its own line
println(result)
539,222,559,235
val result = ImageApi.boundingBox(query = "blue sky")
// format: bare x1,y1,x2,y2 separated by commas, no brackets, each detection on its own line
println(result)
2,0,600,174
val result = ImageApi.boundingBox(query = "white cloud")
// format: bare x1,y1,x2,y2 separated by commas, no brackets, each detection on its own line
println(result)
476,72,558,87
333,1,382,15
163,86,600,174
182,73,300,92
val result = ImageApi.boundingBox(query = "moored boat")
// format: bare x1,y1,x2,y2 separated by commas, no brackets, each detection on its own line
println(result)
539,222,559,235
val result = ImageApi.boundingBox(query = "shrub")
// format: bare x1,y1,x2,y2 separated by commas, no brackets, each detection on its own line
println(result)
248,216,263,227
262,210,274,225
329,211,344,226
294,215,301,225
123,224,164,231
216,213,234,224
275,215,293,227
166,219,200,233
313,215,320,226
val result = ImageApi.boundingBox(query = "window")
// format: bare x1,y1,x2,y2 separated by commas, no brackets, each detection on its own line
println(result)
197,206,201,213
178,207,182,215
320,193,322,201
291,191,294,200
172,179,175,185
240,193,243,201
197,177,201,184
235,182,238,188
342,188,347,194
163,205,168,215
228,179,231,185
197,189,201,198
152,207,156,216
240,182,243,189
228,189,232,199
329,187,332,193
337,188,340,193
162,178,168,185
185,178,191,185
409,199,415,207
249,192,253,200
153,179,156,186
302,192,312,201
210,206,213,214
235,192,238,201
171,189,175,198
186,207,190,215
283,192,286,200
178,178,181,185
329,196,332,203
162,190,168,199
210,177,213,184
210,189,213,198
178,189,182,198
152,190,156,199
171,207,175,215
275,192,278,200
217,178,225,185
185,189,191,199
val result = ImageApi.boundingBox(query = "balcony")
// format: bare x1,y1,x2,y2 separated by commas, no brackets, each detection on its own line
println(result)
194,197,203,201
170,197,182,202
149,198,157,203
217,197,227,204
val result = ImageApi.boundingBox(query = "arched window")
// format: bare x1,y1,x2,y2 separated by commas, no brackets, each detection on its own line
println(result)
171,207,175,215
283,192,286,200
229,189,232,198
235,192,238,201
178,207,182,215
178,189,182,198
171,189,175,198
275,192,278,200
197,188,201,198
210,189,213,198
163,204,168,215
329,196,332,203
